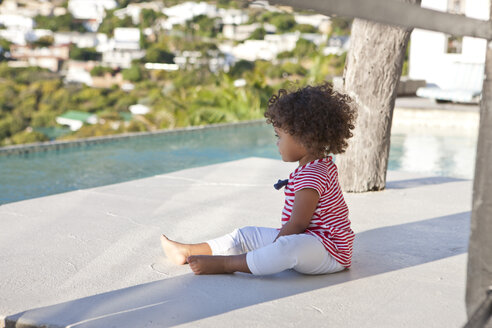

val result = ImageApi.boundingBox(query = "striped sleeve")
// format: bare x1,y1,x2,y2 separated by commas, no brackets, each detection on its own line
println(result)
292,162,329,196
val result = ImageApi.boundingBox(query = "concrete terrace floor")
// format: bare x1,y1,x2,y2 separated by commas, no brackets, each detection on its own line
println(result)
0,157,471,328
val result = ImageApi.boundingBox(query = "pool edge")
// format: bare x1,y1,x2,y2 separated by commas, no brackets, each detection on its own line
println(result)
0,119,266,156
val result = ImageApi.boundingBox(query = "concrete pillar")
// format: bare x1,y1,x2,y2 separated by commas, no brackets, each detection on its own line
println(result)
465,4,492,317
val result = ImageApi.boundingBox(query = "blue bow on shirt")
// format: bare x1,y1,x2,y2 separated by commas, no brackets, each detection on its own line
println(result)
274,179,289,190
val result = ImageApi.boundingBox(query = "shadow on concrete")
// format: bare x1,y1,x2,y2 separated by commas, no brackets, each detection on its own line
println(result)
386,176,469,189
5,211,470,328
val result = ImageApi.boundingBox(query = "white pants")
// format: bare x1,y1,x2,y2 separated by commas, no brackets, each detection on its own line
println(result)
206,226,345,276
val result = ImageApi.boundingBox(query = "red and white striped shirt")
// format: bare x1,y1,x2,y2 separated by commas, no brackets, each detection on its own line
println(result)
281,157,354,268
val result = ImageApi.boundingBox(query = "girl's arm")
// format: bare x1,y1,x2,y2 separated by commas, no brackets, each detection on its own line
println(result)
274,188,319,242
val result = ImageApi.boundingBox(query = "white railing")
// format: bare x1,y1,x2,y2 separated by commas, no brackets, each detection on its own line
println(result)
268,0,492,40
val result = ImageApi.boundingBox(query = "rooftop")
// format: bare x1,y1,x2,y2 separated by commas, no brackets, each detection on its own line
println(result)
57,110,95,122
0,157,470,327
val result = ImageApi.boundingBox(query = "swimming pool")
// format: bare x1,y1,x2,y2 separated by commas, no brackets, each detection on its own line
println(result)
0,120,477,205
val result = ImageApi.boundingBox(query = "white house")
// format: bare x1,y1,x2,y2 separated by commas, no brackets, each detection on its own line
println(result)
0,14,34,30
65,66,93,86
233,78,247,87
64,60,100,86
0,28,29,45
248,0,282,12
323,36,350,55
231,40,275,61
163,1,218,19
24,29,53,43
218,8,249,25
0,0,56,18
114,27,141,50
294,14,331,34
114,2,164,25
299,33,327,47
129,104,150,115
68,0,117,32
54,32,108,49
225,32,299,61
100,27,143,68
114,5,143,25
222,23,276,40
56,110,98,131
409,0,488,102
102,49,145,69
174,50,203,67
265,33,300,51
68,0,117,20
208,56,229,73
10,44,69,71
161,1,218,29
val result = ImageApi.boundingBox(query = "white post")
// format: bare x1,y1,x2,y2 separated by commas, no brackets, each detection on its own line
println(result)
466,18,492,319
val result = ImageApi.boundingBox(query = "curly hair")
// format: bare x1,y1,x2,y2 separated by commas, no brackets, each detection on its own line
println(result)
265,82,357,156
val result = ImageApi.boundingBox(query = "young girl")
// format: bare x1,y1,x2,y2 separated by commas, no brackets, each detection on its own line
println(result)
161,82,357,275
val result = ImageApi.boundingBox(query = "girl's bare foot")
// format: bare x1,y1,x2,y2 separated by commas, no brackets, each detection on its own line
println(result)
187,255,228,275
160,235,190,265
187,254,251,275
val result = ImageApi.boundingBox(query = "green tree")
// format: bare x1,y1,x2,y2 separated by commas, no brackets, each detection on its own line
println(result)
69,46,101,61
34,13,85,32
163,72,272,128
98,111,121,121
305,52,347,83
229,60,255,78
250,11,275,24
270,13,296,32
294,24,317,33
277,50,294,59
71,87,110,112
0,38,12,61
140,8,161,28
126,120,148,132
402,41,410,76
1,115,25,139
281,61,307,76
32,35,54,48
110,92,138,112
0,81,17,115
249,27,266,40
90,66,113,77
216,0,243,9
293,38,318,58
31,109,57,127
118,0,147,8
10,130,49,145
329,17,352,36
63,123,121,139
139,29,149,49
39,87,71,116
0,117,13,141
122,64,147,82
144,45,175,63
98,10,134,35
8,66,56,84
327,52,347,76
169,65,216,89
187,15,219,38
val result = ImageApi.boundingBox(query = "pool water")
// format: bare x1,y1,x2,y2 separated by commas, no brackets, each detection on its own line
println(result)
389,131,477,179
0,121,477,205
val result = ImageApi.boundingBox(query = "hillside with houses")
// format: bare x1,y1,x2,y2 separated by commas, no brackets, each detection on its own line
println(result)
0,0,351,145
